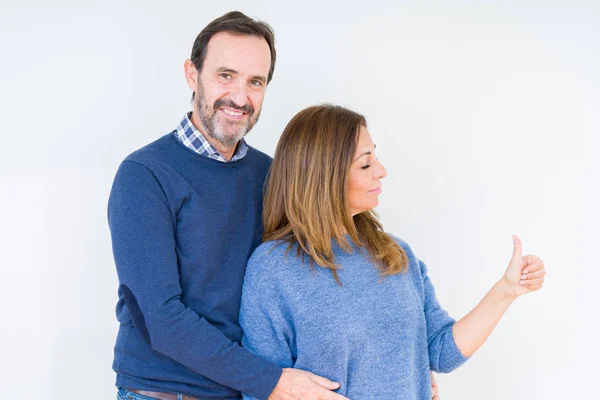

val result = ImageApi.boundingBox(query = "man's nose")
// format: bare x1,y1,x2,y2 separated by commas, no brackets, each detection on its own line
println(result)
228,81,249,107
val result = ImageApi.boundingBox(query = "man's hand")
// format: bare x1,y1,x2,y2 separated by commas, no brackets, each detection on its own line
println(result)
269,368,348,400
431,371,439,400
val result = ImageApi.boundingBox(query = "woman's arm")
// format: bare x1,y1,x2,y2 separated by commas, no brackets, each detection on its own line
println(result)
239,253,295,400
452,235,546,357
240,250,346,400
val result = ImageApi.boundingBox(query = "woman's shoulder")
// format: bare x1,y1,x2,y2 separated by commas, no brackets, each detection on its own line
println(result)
249,240,291,263
386,233,416,258
385,233,426,274
246,240,304,278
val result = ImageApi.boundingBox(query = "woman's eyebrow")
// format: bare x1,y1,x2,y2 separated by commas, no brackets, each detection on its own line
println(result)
353,144,376,162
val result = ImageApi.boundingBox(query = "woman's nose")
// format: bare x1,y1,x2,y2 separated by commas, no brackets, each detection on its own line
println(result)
375,159,387,179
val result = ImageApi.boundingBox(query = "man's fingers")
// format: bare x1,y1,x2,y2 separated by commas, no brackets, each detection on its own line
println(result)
306,373,348,399
273,369,347,400
319,390,349,400
307,372,341,390
308,379,347,400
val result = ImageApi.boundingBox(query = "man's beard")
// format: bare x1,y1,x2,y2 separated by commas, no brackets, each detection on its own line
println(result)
195,84,261,148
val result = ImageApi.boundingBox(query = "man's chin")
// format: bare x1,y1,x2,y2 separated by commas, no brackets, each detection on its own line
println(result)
213,125,250,144
212,131,246,147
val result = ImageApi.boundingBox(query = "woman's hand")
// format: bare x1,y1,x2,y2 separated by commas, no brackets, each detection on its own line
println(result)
452,235,545,357
430,371,439,400
500,235,546,300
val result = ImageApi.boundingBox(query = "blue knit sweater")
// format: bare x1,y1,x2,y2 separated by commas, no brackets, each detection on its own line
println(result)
108,132,281,399
240,237,468,399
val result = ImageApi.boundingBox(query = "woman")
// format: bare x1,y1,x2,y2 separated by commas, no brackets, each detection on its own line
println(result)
240,105,545,399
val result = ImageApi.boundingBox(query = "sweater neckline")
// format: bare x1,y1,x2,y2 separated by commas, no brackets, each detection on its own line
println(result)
169,131,254,168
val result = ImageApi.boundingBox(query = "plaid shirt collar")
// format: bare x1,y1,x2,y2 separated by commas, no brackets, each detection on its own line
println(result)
174,112,248,162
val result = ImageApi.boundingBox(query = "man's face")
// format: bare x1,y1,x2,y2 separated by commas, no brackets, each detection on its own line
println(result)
191,32,271,147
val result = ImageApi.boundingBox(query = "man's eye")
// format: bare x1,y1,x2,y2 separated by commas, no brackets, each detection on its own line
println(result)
250,80,263,87
361,164,371,170
220,73,231,79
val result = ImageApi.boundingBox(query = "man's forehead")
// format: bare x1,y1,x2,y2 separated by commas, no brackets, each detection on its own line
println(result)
204,32,271,75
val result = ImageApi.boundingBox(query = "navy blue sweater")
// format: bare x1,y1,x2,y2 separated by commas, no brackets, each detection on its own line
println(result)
108,132,281,399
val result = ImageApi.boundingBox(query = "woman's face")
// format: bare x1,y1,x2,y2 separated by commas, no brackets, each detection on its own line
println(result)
346,126,387,216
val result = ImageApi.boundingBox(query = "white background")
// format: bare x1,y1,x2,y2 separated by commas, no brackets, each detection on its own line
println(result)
1,0,598,398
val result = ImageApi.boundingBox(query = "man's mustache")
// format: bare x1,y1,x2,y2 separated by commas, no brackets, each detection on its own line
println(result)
214,99,254,115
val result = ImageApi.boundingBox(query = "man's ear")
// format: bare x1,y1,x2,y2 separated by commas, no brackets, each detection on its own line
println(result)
184,59,199,92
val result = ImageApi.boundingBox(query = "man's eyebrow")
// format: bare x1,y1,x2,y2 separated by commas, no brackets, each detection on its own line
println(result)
216,67,238,74
251,75,267,83
216,67,267,83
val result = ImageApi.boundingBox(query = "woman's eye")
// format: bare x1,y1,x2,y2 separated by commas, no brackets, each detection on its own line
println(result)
361,164,371,170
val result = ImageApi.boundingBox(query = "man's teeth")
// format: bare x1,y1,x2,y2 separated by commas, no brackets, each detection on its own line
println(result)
223,109,243,116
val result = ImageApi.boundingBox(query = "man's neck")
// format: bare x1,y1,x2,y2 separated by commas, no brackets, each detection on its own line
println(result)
190,111,237,161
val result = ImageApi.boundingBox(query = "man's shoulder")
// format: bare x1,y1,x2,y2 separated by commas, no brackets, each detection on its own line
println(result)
245,144,273,168
123,132,178,167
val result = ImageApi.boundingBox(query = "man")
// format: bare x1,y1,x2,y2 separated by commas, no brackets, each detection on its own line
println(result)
108,11,441,400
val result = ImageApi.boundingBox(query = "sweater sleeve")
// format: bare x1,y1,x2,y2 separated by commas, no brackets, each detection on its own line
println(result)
419,259,469,373
108,161,281,399
239,249,296,399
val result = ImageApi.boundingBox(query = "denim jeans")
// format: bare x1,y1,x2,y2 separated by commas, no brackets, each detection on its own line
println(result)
116,387,185,400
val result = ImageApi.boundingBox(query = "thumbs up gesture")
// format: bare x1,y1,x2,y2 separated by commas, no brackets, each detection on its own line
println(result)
501,235,546,299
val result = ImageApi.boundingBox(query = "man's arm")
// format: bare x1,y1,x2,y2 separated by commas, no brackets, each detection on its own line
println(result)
109,161,281,399
110,160,347,400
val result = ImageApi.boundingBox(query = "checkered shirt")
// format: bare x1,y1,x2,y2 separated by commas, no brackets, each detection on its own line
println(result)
174,112,248,162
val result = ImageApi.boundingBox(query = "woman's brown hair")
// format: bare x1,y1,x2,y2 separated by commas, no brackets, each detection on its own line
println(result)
263,104,408,283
